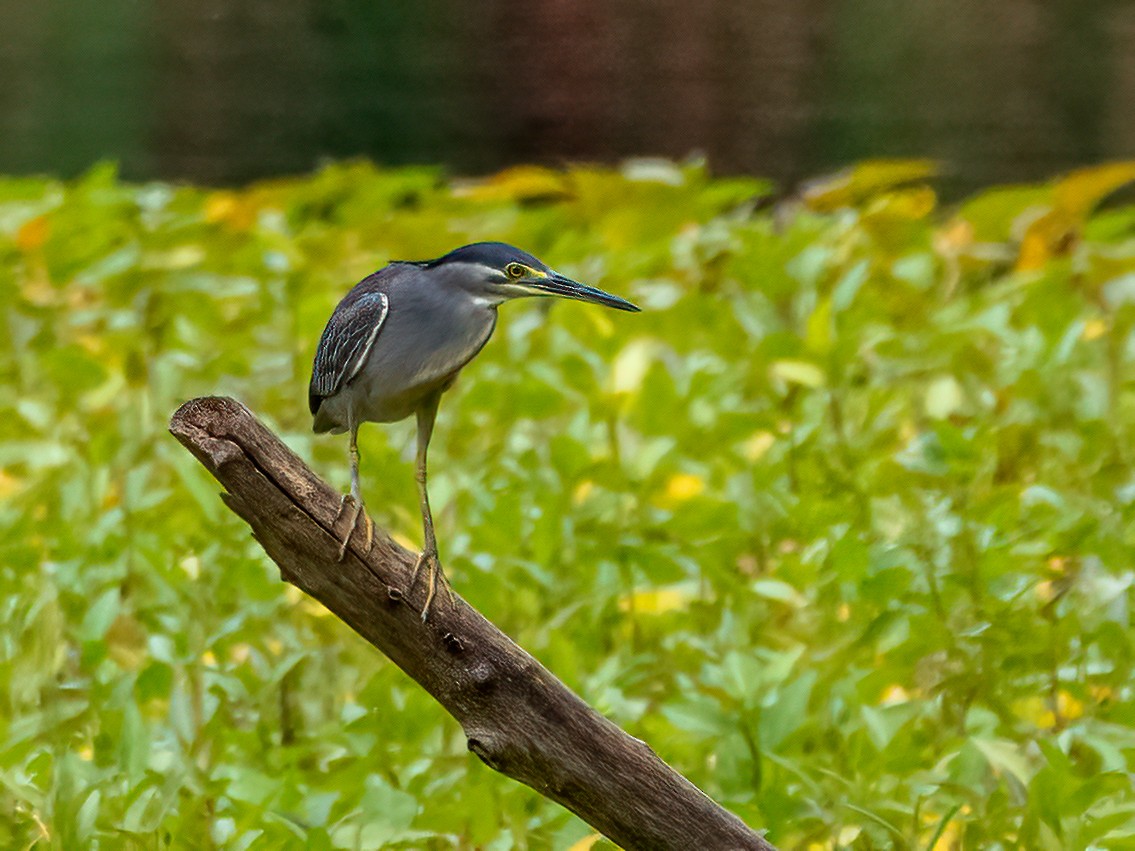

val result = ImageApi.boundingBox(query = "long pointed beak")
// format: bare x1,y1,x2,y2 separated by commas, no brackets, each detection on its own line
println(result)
526,272,641,312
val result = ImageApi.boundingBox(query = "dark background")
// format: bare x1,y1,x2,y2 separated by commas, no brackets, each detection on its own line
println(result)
1,0,1131,192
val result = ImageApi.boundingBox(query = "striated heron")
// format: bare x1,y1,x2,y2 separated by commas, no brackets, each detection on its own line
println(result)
309,242,639,619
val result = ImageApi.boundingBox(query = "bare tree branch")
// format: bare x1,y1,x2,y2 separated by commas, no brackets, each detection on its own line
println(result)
170,396,774,851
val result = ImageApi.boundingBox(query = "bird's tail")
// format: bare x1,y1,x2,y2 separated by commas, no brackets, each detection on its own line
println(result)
311,401,346,435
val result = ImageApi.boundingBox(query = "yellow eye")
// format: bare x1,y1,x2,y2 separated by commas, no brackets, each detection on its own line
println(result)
505,263,527,279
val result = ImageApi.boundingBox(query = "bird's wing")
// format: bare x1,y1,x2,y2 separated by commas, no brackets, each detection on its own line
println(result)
308,290,389,415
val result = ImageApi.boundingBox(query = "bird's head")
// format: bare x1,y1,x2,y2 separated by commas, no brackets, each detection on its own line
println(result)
425,242,640,312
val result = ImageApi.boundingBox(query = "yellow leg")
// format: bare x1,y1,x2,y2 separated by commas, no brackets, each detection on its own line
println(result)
336,413,374,561
409,394,455,621
335,494,374,562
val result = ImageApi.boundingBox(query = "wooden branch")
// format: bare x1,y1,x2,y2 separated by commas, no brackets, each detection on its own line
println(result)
170,396,774,851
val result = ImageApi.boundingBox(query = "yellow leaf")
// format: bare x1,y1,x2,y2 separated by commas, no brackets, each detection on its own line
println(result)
0,469,23,499
1091,684,1114,704
76,333,107,357
893,185,937,219
864,185,938,221
879,684,911,705
617,585,694,614
299,595,334,618
1007,163,1135,272
1057,689,1084,722
1015,209,1077,272
203,190,258,230
1082,319,1108,340
742,431,776,462
1053,161,1135,219
16,215,50,252
203,191,238,223
453,165,572,203
931,817,962,851
934,219,975,255
769,359,825,389
1012,695,1055,729
663,473,704,502
1047,555,1071,573
566,835,602,851
801,159,938,211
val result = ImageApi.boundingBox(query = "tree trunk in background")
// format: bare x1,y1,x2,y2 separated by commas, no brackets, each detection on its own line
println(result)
484,0,829,184
152,0,326,182
0,0,1131,190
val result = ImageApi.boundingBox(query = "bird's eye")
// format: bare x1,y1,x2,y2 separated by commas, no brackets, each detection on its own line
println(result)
505,263,526,279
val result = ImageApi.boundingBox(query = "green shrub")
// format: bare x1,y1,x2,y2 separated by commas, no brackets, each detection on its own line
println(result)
2,158,1135,848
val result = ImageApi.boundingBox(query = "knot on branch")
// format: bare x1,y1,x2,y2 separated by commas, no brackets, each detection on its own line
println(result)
467,736,503,771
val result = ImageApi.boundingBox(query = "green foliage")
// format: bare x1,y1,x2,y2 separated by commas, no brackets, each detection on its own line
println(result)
2,157,1135,848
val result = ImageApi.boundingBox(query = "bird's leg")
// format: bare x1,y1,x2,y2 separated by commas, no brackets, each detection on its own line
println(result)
336,413,374,561
408,394,454,620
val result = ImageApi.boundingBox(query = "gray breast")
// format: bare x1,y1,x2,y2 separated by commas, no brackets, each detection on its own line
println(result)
348,278,498,424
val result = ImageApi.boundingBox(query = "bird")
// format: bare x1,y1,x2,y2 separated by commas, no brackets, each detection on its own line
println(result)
309,242,640,620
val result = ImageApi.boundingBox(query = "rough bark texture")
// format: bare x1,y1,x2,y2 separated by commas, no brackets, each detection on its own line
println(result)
169,396,774,851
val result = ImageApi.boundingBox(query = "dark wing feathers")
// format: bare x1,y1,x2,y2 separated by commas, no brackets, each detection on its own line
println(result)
308,291,389,415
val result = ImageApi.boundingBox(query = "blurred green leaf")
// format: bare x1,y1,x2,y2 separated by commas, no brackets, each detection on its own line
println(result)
2,159,1135,848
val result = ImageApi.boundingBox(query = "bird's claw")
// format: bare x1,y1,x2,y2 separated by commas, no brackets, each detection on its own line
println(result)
409,549,455,621
334,494,374,562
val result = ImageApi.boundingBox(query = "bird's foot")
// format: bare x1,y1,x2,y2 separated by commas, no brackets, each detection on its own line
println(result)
408,548,456,622
334,494,374,562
